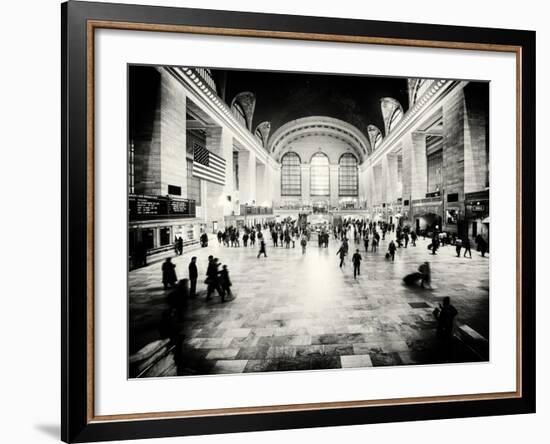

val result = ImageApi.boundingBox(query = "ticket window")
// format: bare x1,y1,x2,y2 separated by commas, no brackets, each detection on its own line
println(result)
159,227,171,246
186,225,195,241
142,229,154,250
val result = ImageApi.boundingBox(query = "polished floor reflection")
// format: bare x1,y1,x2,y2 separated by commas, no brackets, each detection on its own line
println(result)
129,235,489,377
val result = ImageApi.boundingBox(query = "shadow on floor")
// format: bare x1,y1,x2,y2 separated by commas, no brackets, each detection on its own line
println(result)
34,424,59,440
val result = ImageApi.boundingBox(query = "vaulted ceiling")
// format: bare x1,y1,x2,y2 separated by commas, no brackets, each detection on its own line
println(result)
212,69,410,140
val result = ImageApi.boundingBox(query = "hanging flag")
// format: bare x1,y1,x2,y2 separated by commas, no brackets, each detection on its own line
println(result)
192,143,226,186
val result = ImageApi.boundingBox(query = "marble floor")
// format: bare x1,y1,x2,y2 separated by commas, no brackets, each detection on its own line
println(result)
129,233,489,377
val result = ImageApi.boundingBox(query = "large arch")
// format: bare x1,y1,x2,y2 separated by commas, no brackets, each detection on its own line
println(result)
268,116,370,163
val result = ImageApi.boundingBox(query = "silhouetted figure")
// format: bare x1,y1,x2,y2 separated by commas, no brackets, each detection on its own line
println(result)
364,236,369,252
200,232,208,247
403,261,431,289
455,238,462,257
257,239,267,258
219,265,232,301
161,258,177,289
463,237,472,258
205,257,223,300
168,278,189,321
300,237,307,254
410,231,417,246
430,235,439,255
188,257,198,298
336,244,347,268
176,236,183,255
375,232,380,251
388,240,397,261
476,234,488,257
352,249,362,279
418,261,432,289
433,296,458,341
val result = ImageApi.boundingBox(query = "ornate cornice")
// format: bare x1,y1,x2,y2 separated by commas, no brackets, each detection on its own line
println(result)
164,67,277,168
268,116,369,163
367,79,467,164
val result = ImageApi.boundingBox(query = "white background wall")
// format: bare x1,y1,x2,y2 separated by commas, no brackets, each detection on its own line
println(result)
0,1,547,443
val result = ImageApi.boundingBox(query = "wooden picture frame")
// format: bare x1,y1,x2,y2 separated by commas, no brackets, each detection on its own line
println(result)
62,1,536,442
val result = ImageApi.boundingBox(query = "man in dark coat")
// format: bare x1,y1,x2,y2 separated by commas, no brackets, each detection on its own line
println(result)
463,237,472,258
336,244,347,268
188,256,198,298
205,257,223,300
161,258,177,289
168,278,189,321
388,240,397,261
430,234,439,255
219,265,232,302
433,296,458,340
257,239,267,258
410,230,417,246
476,234,488,257
352,249,362,279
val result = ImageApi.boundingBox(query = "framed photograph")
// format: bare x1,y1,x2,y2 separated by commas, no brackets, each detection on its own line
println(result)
62,1,536,442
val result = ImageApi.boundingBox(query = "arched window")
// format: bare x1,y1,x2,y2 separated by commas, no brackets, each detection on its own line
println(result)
254,128,263,145
412,79,426,104
281,152,301,196
388,108,403,132
374,133,382,150
231,102,247,127
339,153,358,196
310,152,330,196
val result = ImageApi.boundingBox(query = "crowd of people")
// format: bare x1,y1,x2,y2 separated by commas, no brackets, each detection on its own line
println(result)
165,219,489,297
157,217,488,362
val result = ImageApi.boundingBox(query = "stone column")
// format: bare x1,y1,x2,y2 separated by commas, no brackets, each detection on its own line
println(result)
270,163,281,207
358,164,368,208
204,127,234,230
463,83,489,193
159,69,187,197
329,164,339,207
402,131,428,200
386,153,399,203
238,150,257,205
373,164,383,205
301,164,310,205
255,162,267,206
442,88,465,200
132,67,161,196
363,164,374,210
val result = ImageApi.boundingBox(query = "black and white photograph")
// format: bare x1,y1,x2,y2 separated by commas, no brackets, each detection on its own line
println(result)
128,66,490,377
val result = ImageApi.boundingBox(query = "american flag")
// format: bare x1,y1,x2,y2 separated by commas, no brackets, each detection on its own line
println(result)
192,143,226,186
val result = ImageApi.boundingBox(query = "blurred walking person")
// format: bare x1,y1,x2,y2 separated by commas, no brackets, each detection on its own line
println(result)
188,256,198,298
352,249,362,279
